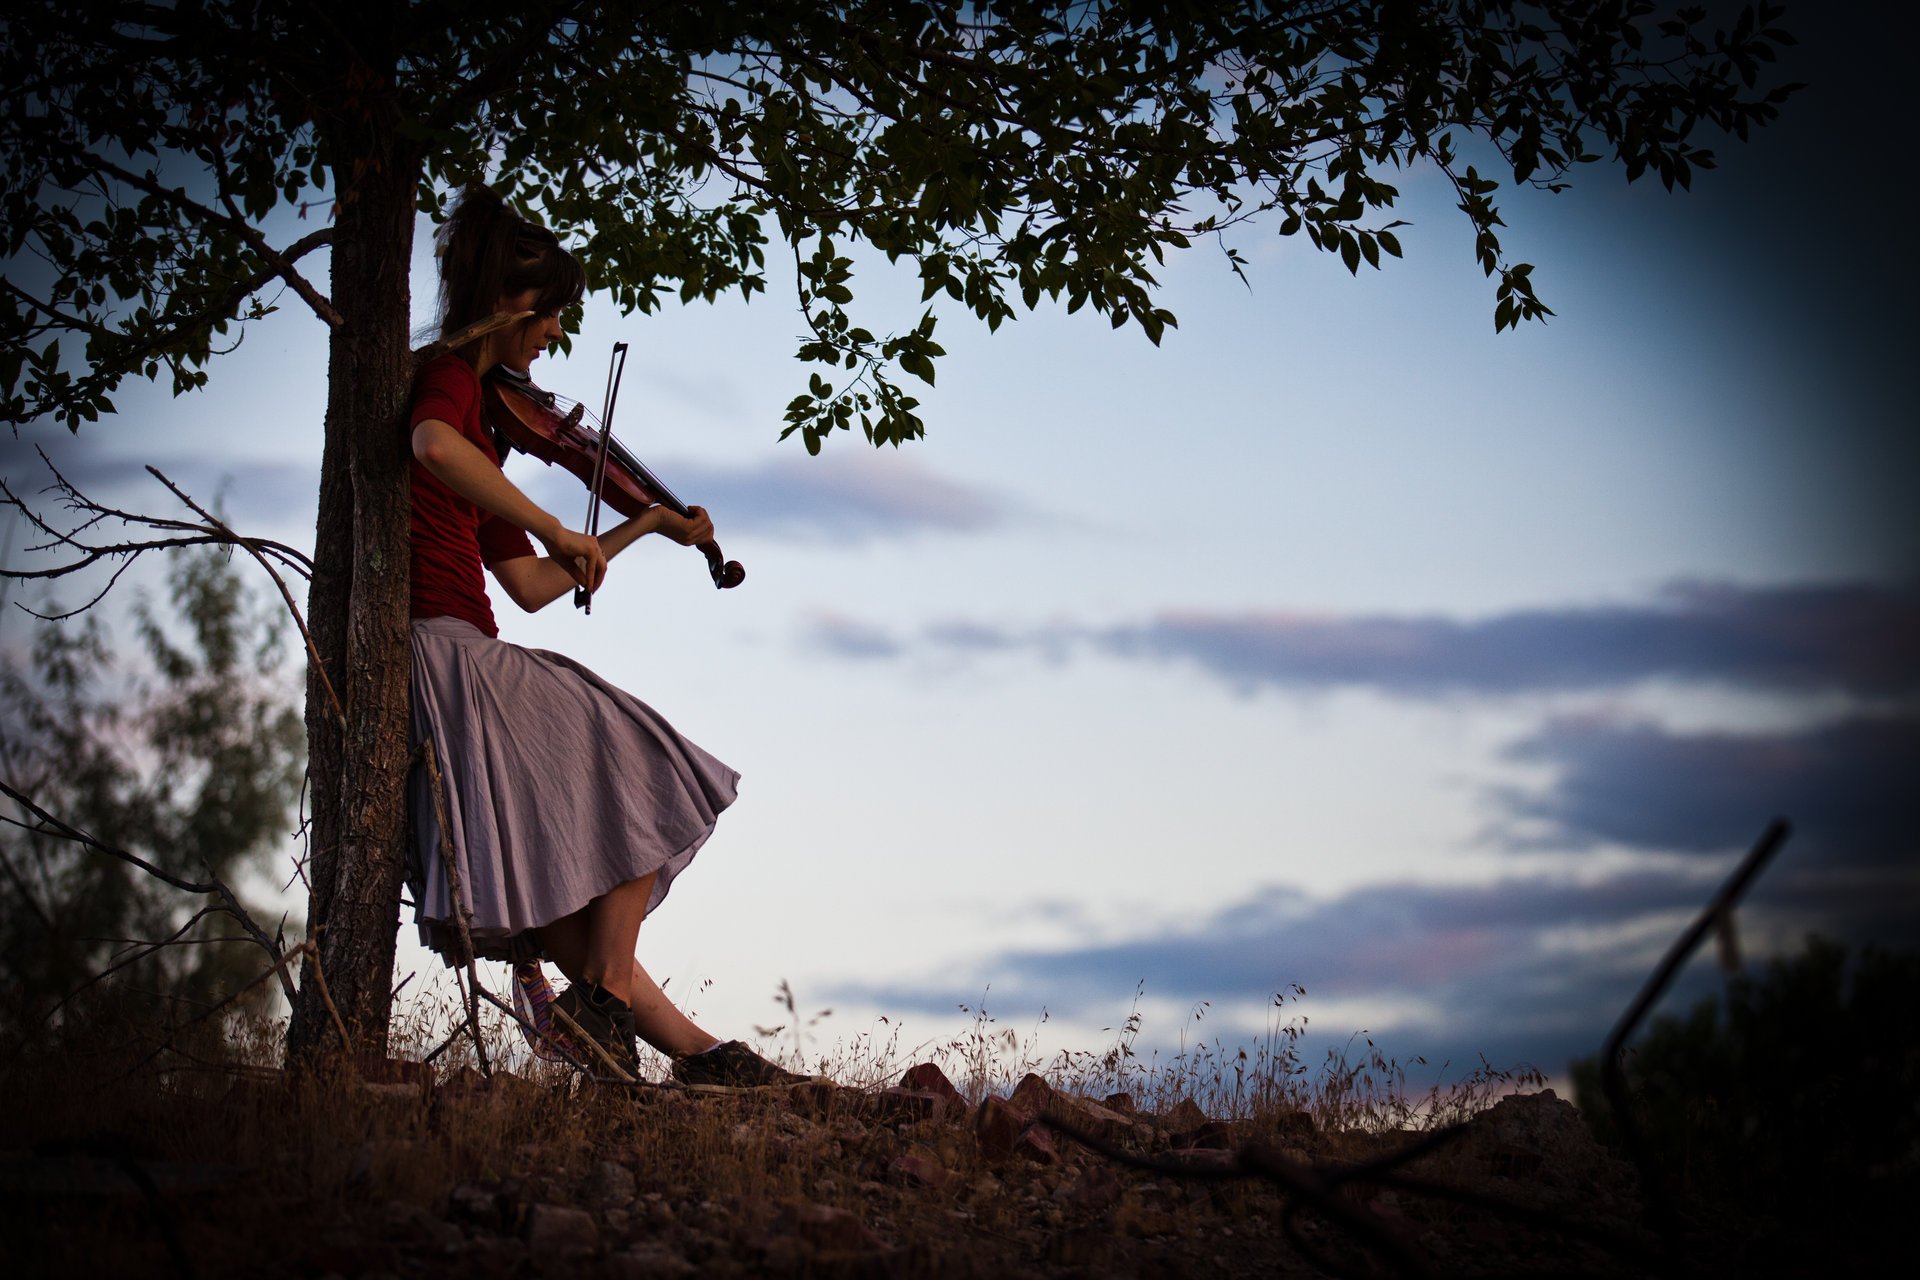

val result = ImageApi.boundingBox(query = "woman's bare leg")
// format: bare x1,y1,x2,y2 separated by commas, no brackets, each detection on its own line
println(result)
625,957,719,1058
538,871,656,1004
537,872,717,1056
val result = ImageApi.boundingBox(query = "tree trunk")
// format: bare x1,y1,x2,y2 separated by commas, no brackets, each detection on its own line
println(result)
287,46,423,1060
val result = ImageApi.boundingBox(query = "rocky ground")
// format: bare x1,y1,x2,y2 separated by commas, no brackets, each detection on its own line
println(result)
0,1057,1842,1277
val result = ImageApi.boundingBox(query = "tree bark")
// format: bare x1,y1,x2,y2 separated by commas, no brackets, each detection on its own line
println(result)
287,38,424,1061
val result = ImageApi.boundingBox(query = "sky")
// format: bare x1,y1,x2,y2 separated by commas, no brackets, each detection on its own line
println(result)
3,11,1914,1094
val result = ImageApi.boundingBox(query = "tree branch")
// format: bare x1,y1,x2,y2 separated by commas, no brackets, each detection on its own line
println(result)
86,154,341,327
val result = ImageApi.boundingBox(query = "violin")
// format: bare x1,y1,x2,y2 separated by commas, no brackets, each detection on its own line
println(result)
480,352,745,596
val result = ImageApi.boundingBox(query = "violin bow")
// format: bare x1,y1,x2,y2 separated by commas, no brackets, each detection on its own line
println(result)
410,310,535,366
575,342,629,612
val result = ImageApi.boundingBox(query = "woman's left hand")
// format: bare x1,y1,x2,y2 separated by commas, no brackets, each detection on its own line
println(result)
654,505,715,547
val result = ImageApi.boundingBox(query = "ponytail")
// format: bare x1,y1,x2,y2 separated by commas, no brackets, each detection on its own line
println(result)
434,184,586,355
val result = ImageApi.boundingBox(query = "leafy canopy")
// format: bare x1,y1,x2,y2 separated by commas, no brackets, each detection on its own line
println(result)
1,1,1795,451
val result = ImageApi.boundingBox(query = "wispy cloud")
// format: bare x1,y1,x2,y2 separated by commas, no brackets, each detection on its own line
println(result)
802,611,906,660
800,580,1920,696
522,452,1010,543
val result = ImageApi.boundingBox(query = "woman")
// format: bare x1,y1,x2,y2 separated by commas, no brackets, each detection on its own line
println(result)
406,184,799,1089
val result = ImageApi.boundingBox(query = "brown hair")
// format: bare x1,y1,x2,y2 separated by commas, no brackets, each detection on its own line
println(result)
434,184,586,355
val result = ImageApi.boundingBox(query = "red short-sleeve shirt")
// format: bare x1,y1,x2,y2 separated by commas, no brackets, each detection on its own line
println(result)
408,354,536,637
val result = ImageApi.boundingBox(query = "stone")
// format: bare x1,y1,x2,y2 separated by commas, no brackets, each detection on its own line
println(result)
583,1159,637,1208
863,1087,947,1124
1188,1120,1247,1150
1047,1093,1139,1146
523,1202,599,1256
1163,1147,1239,1171
788,1078,839,1119
1014,1124,1061,1166
975,1096,1026,1162
1007,1073,1055,1121
899,1062,967,1116
1103,1092,1137,1115
1066,1165,1124,1212
777,1199,881,1252
608,1243,697,1279
1468,1088,1617,1188
1156,1098,1208,1136
1272,1108,1317,1139
888,1153,954,1189
1113,1201,1183,1238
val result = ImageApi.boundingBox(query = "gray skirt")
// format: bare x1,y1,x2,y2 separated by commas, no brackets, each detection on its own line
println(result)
407,617,739,964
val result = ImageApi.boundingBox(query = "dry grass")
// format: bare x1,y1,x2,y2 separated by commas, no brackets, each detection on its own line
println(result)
1,977,1579,1279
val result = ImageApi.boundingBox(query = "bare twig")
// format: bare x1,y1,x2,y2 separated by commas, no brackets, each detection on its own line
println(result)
40,904,227,1026
0,778,295,1005
143,465,344,729
120,941,345,1080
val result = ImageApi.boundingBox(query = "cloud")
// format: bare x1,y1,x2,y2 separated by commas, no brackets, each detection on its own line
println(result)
1504,713,1920,867
801,612,905,660
552,452,1009,543
1,436,319,537
1096,581,1920,697
837,872,1699,1076
801,580,1920,697
839,856,1918,1079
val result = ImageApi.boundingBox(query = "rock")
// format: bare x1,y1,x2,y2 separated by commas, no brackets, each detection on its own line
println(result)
1113,1201,1183,1238
584,1159,637,1208
1156,1098,1208,1136
899,1062,967,1115
608,1243,697,1278
889,1153,953,1189
1272,1108,1317,1139
777,1199,882,1252
1014,1125,1061,1166
1164,1147,1239,1171
1103,1092,1137,1115
1066,1165,1124,1212
640,1194,674,1230
759,1235,811,1272
448,1181,507,1230
1469,1088,1616,1187
788,1078,840,1119
1047,1093,1138,1146
863,1087,953,1124
1187,1120,1247,1150
1008,1073,1055,1121
975,1096,1026,1161
524,1202,599,1256
1046,1226,1112,1268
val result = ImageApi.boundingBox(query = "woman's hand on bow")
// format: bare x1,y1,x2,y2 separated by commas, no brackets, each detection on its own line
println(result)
536,524,607,593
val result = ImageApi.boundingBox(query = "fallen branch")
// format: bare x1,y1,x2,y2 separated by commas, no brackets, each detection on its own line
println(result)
415,738,491,1080
1599,816,1792,1231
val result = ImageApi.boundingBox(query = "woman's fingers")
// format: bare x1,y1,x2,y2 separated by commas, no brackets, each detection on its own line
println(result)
544,527,608,589
682,505,715,545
